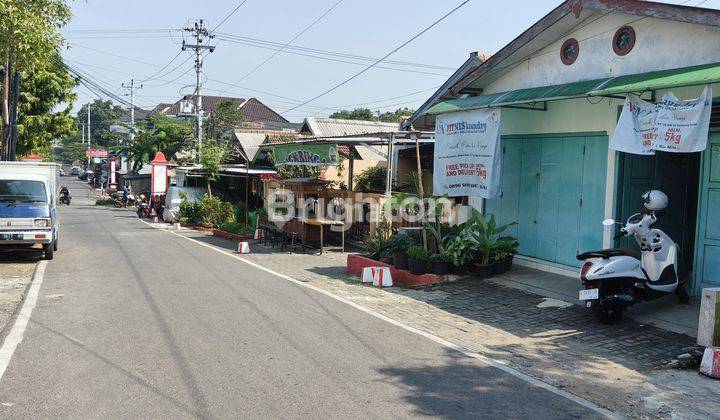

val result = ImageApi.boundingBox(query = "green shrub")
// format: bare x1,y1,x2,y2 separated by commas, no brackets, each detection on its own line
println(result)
179,198,199,222
387,234,414,255
95,198,115,206
354,166,387,192
219,220,249,235
406,245,429,261
196,194,234,228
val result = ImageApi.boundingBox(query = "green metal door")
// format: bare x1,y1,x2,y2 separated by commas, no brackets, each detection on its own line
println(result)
616,152,700,278
486,133,608,268
694,132,720,293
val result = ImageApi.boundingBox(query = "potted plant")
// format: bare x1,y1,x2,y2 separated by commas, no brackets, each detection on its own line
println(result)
387,234,413,269
406,245,429,275
492,239,519,274
468,210,517,279
365,220,390,261
429,252,451,275
444,235,476,274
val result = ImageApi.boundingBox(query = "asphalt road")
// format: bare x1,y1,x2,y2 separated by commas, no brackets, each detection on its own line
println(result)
0,178,604,419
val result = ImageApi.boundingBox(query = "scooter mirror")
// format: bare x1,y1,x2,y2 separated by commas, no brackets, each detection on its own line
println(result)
602,218,616,226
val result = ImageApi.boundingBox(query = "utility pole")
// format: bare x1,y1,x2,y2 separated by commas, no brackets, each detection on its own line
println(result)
182,19,215,162
122,79,142,173
87,104,91,167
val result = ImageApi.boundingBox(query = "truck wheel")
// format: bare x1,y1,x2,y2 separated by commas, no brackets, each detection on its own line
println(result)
591,300,622,324
53,237,58,251
43,243,54,260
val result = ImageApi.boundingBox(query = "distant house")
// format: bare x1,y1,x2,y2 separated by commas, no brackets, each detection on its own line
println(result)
299,117,395,188
150,95,298,131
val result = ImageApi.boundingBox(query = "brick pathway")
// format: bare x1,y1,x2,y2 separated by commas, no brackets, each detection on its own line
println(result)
176,229,712,417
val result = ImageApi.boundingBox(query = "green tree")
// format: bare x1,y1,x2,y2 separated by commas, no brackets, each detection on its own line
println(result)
59,140,87,165
200,142,226,194
0,0,72,153
210,99,243,145
124,115,193,173
16,55,77,157
378,107,415,123
77,99,128,149
329,108,375,121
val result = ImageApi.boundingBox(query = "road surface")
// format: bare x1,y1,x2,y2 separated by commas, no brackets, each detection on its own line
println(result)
0,178,604,418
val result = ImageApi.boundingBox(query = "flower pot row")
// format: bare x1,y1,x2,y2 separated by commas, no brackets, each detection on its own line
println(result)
393,253,451,276
473,256,513,278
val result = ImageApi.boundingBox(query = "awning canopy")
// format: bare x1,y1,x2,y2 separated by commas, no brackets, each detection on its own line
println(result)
426,62,720,115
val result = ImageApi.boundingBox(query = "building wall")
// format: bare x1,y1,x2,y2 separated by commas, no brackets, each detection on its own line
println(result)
486,13,720,93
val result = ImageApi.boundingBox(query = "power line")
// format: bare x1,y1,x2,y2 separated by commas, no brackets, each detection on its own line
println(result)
140,51,183,83
214,35,452,76
211,0,252,32
282,0,470,113
228,0,345,87
215,32,454,71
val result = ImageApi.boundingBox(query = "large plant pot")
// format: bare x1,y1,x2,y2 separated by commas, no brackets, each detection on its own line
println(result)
493,256,513,274
393,253,409,270
474,262,494,278
451,262,472,275
431,260,450,275
408,258,428,275
381,255,394,265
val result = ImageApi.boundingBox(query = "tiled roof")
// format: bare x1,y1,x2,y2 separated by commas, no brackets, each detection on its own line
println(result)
301,117,399,137
155,96,290,125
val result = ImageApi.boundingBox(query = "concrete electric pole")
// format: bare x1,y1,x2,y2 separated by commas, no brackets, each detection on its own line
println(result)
122,79,142,172
87,104,91,167
182,20,215,162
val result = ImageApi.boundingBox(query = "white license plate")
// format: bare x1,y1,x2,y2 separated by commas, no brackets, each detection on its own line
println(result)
579,288,599,301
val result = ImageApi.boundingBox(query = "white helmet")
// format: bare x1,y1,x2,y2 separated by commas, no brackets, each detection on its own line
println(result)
642,190,668,211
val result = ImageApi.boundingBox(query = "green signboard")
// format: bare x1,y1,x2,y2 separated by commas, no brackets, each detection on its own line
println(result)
272,144,339,167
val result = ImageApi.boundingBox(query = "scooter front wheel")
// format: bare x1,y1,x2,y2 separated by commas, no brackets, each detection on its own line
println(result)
591,300,623,324
675,284,690,304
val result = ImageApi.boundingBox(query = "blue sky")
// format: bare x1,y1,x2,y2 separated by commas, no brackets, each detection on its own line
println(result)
61,0,718,122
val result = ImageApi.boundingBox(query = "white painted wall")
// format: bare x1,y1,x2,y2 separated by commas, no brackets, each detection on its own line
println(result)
485,13,720,93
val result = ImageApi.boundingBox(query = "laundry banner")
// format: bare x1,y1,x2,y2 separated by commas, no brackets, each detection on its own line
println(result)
433,108,502,198
272,144,339,167
653,86,712,153
610,85,712,154
609,95,656,155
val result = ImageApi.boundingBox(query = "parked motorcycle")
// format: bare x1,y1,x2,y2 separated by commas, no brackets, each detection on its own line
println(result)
113,193,135,208
136,194,150,218
59,186,71,205
576,190,689,324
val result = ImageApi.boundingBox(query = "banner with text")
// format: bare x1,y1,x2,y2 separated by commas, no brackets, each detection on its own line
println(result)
433,108,502,198
610,85,712,154
272,144,339,167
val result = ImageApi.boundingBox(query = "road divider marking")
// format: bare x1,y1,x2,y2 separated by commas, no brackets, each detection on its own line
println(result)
143,220,616,418
0,261,47,382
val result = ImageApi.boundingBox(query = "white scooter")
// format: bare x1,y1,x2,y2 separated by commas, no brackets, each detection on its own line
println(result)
576,190,689,324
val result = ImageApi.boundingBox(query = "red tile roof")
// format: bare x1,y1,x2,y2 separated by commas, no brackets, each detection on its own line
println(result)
155,95,290,124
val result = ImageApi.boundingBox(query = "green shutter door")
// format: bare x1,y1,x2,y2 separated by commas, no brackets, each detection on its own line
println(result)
694,132,720,292
485,133,608,268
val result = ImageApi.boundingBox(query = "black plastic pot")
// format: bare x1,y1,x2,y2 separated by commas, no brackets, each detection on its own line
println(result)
493,256,513,274
381,255,394,265
408,258,428,275
393,253,409,270
451,262,472,275
474,262,494,278
431,260,450,275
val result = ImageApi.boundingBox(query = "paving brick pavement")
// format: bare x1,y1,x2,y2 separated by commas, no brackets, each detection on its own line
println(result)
175,229,716,418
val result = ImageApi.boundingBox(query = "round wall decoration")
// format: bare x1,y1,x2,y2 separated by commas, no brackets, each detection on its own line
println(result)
613,26,636,56
560,38,579,65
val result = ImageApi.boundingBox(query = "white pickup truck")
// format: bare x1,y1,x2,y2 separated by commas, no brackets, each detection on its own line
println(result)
0,162,60,260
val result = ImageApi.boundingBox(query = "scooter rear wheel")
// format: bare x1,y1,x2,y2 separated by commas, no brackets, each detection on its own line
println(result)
591,300,623,324
675,284,690,304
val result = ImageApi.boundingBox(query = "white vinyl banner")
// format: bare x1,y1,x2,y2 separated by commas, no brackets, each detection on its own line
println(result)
652,85,712,153
609,95,656,155
610,85,712,155
433,108,502,198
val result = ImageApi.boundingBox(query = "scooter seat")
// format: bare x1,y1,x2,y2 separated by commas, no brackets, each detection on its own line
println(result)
576,247,641,260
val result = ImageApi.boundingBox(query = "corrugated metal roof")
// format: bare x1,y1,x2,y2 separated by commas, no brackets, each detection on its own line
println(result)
426,62,720,115
303,117,399,137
